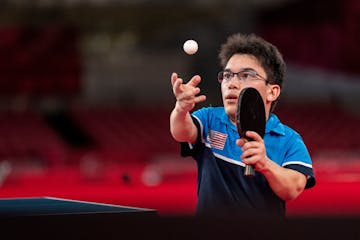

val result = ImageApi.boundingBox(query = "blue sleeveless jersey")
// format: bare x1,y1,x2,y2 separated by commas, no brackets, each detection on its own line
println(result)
180,107,315,217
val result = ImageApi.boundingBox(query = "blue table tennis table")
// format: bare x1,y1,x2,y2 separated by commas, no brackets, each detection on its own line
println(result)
0,197,158,238
0,197,155,217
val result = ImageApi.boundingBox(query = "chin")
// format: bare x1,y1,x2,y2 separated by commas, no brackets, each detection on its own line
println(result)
224,104,236,117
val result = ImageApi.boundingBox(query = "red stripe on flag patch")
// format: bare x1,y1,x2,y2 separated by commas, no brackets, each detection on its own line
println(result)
207,130,227,150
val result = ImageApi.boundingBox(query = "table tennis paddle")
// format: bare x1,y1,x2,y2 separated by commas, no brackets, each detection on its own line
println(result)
236,87,266,177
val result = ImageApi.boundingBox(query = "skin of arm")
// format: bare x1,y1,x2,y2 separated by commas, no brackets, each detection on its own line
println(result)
237,131,307,201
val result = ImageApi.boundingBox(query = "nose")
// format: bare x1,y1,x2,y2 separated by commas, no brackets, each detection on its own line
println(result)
227,76,240,89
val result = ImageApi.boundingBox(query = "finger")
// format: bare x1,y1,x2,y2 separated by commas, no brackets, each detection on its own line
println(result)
171,72,178,86
241,149,260,163
242,141,260,151
178,87,202,101
193,87,201,95
236,139,246,147
177,87,199,100
241,148,254,160
242,155,257,165
173,78,184,96
246,131,263,142
194,95,206,104
187,75,201,87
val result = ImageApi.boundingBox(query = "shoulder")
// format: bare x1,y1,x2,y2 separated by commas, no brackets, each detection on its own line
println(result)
193,106,224,115
192,106,226,121
269,115,310,161
267,114,301,138
266,114,307,152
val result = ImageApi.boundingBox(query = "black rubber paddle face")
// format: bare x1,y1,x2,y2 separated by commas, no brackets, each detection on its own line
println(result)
236,87,266,177
236,87,266,139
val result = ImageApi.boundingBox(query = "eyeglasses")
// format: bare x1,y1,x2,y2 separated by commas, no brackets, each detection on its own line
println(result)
217,69,269,84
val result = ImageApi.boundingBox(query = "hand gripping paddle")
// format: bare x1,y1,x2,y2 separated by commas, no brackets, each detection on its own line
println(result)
236,87,266,177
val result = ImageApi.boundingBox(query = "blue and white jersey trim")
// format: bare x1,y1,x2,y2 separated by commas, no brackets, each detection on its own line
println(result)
213,152,246,167
204,143,246,167
282,161,313,169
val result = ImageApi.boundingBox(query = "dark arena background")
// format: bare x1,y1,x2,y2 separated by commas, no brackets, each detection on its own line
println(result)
0,0,360,238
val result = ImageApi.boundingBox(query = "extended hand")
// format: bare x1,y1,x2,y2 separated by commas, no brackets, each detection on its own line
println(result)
171,72,206,113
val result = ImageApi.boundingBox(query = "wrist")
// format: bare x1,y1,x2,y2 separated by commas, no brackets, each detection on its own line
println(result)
175,101,190,115
256,157,271,173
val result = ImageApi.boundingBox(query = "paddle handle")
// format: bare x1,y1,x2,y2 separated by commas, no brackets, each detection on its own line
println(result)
243,137,255,177
244,165,255,177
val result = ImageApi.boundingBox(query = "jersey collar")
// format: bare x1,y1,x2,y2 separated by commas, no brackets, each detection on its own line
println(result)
218,108,285,136
266,114,285,136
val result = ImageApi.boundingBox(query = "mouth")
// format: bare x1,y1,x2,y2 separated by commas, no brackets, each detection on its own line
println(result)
225,93,238,104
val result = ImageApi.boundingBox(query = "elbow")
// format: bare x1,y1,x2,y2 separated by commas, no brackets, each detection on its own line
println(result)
284,187,304,201
170,127,186,142
170,131,189,143
170,126,197,143
171,132,185,143
284,176,307,201
279,186,303,201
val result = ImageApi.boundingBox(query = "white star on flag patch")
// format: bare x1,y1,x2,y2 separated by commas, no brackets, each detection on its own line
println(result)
207,130,227,150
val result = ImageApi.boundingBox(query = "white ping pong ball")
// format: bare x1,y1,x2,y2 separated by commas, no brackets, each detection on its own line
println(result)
183,40,198,55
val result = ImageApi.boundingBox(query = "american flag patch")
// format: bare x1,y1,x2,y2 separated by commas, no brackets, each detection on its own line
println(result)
207,130,227,150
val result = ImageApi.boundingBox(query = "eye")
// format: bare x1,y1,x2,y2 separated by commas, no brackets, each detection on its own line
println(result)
223,71,232,79
241,71,257,79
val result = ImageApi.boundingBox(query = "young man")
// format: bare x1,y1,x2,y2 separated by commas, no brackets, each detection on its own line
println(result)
170,33,315,217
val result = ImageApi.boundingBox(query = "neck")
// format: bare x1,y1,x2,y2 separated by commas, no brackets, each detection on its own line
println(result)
229,115,236,125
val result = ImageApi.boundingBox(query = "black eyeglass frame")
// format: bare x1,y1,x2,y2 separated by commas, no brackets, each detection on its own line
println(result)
217,68,270,84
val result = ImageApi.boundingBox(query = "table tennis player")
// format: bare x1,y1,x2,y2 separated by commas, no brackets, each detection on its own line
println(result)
170,33,315,217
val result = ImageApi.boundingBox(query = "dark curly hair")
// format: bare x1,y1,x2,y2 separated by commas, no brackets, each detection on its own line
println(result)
219,33,286,112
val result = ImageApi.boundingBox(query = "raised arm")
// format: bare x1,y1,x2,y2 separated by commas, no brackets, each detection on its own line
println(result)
170,72,206,143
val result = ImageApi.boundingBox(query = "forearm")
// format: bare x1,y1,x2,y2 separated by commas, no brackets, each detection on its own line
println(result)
170,102,197,143
258,158,307,201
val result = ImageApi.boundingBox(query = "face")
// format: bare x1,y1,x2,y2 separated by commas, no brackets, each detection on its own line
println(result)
221,54,275,123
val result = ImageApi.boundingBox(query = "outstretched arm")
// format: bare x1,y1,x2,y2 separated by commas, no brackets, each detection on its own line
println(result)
170,72,206,143
237,131,307,201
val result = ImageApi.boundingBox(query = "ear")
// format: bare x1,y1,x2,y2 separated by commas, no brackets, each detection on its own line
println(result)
266,85,281,102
